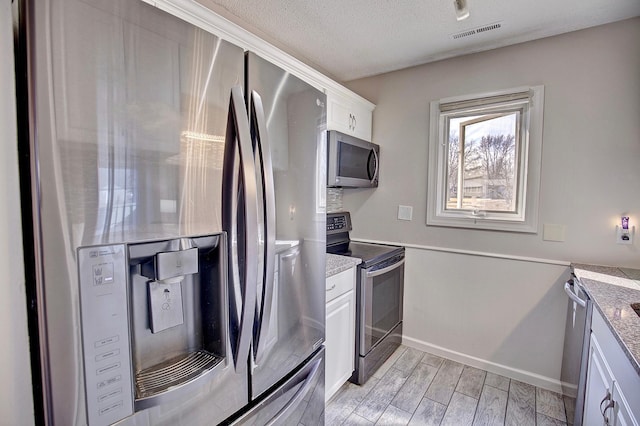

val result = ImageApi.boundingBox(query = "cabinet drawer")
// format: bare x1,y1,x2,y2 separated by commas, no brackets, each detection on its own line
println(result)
326,268,355,303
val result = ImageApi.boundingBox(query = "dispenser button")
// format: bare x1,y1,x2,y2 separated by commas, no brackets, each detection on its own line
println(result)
97,375,122,390
94,335,119,348
98,387,122,403
95,349,120,362
99,400,123,416
96,362,121,375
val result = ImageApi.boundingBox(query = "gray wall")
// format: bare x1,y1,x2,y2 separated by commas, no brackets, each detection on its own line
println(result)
345,18,640,268
343,18,640,390
0,2,35,424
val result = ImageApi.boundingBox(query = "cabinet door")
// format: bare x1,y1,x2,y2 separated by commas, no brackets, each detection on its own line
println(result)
349,99,373,142
327,93,373,142
325,290,355,402
611,381,638,426
584,334,613,426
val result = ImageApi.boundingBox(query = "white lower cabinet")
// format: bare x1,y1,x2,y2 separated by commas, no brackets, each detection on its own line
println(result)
325,267,356,402
612,381,636,426
584,334,616,425
583,310,639,426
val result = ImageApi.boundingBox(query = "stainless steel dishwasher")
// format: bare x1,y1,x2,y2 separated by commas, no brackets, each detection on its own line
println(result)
560,274,593,426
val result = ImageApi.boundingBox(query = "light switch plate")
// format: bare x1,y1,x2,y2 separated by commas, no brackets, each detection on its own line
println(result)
398,205,413,221
543,224,566,242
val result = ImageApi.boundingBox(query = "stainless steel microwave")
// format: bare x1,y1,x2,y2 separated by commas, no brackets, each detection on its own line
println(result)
327,130,379,188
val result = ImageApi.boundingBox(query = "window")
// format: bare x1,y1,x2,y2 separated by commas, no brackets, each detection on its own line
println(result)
427,86,544,232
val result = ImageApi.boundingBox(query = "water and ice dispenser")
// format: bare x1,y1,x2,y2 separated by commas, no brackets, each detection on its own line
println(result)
78,234,229,426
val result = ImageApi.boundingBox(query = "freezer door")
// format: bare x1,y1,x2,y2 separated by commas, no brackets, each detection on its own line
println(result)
245,52,327,399
26,0,248,423
231,348,325,426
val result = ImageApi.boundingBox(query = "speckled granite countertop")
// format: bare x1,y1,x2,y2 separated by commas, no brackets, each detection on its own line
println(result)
571,263,640,375
326,254,361,278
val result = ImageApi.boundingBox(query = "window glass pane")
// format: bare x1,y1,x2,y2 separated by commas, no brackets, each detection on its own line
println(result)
445,112,519,213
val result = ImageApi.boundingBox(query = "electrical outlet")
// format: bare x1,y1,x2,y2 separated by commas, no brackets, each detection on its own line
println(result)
616,225,634,245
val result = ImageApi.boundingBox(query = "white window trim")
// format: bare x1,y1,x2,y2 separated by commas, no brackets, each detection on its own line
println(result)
427,85,544,233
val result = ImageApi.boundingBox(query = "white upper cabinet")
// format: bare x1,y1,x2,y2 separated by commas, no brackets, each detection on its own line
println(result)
327,90,374,142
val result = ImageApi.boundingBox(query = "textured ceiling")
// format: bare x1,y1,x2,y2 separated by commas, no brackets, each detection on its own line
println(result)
196,0,640,82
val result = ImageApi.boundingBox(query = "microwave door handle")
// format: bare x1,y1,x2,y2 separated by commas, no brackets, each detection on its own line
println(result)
250,90,277,364
223,86,259,371
368,148,379,184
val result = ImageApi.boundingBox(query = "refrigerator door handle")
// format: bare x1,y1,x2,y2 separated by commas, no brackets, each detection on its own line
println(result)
264,357,322,426
223,86,259,371
250,91,277,364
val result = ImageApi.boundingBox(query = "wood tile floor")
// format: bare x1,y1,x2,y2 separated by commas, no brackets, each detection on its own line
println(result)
325,345,574,426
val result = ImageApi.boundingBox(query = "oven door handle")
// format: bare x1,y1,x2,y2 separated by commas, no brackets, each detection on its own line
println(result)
364,258,405,278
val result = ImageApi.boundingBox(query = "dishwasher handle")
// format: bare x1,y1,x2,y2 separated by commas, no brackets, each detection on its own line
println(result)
564,280,586,308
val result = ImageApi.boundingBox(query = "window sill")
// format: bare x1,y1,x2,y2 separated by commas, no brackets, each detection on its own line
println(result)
426,214,538,233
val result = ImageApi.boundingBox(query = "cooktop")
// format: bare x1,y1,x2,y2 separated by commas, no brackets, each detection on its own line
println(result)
326,212,403,267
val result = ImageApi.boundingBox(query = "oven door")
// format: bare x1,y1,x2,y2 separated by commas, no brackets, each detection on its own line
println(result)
359,255,405,355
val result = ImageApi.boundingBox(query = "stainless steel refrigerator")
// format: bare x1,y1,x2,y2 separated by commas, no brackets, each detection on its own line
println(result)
18,0,326,424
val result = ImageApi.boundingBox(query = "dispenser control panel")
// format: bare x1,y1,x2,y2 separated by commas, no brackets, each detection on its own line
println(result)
78,245,133,426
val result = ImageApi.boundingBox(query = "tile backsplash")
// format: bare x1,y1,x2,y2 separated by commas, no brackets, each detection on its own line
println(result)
327,187,344,213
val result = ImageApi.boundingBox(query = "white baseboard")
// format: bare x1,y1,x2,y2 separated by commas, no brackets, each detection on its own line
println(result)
402,336,564,394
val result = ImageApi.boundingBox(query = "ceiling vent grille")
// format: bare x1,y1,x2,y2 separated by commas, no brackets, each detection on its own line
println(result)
452,22,502,40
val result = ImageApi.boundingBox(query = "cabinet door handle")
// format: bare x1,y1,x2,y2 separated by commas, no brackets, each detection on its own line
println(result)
600,389,615,425
600,390,611,415
326,284,336,292
603,400,615,425
352,114,356,130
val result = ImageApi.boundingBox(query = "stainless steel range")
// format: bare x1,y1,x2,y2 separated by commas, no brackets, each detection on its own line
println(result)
326,212,405,384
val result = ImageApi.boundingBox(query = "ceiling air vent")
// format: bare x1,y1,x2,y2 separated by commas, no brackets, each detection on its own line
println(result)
452,22,502,40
